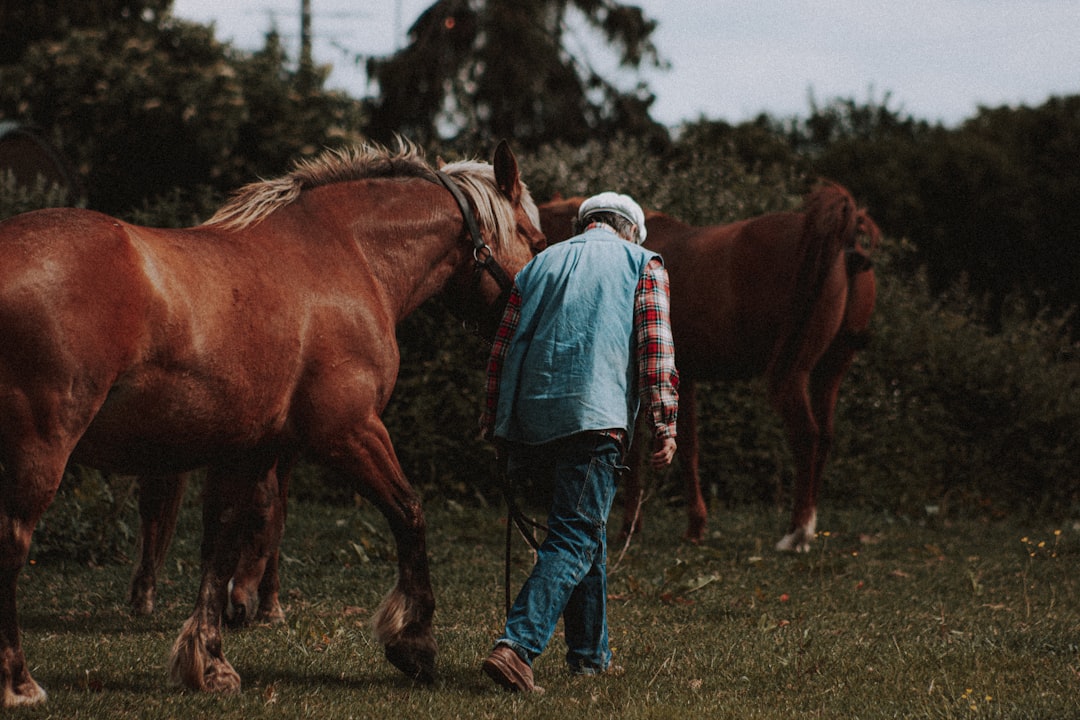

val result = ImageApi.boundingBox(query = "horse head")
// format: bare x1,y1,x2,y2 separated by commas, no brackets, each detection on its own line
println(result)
439,141,546,339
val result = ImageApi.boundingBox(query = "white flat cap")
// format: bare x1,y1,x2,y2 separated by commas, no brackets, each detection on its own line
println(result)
578,191,647,244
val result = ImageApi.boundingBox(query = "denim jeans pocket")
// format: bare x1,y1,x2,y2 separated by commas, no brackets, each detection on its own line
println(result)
574,454,619,528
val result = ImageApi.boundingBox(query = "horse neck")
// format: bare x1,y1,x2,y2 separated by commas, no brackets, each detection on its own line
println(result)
339,181,468,324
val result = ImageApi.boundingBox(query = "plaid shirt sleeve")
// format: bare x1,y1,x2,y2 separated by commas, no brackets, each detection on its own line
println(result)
635,257,679,440
479,285,523,440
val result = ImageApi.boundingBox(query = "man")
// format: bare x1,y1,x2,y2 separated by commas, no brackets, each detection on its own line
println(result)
479,191,679,693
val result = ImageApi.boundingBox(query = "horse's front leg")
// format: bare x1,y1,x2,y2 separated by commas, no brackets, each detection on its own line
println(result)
130,473,188,616
169,460,271,693
325,418,437,683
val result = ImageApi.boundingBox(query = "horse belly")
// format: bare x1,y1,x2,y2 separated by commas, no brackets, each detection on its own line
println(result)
670,305,778,381
71,372,292,475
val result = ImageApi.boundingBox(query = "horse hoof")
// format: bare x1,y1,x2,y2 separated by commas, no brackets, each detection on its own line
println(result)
682,524,706,545
384,640,438,683
224,602,247,629
128,580,156,616
255,600,286,625
775,532,812,553
130,593,155,617
202,662,242,694
225,589,258,629
2,676,48,708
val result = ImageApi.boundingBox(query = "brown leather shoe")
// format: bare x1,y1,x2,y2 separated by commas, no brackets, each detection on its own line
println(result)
482,645,544,694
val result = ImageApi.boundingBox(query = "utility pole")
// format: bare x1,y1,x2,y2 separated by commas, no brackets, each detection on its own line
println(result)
395,0,403,49
298,0,314,92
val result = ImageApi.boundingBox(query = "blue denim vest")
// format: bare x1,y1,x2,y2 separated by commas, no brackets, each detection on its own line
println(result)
494,228,659,444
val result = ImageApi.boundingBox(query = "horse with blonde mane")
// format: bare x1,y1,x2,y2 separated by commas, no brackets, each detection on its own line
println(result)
0,139,545,706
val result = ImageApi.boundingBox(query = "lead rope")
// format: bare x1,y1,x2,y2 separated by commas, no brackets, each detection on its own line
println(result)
495,450,548,617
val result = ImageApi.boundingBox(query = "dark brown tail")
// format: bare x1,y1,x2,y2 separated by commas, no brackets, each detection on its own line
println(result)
767,181,867,385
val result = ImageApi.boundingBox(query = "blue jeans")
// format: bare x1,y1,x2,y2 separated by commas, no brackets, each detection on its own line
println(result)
496,433,623,674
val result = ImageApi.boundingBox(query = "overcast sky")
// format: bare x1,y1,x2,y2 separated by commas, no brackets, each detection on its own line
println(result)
169,0,1080,128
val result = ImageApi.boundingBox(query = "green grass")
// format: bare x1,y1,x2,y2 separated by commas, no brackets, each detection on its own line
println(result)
16,499,1080,718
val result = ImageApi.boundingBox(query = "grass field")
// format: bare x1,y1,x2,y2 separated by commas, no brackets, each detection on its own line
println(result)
15,497,1080,719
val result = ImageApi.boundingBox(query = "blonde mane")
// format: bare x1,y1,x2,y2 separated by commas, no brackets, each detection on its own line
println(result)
202,140,536,252
440,158,539,253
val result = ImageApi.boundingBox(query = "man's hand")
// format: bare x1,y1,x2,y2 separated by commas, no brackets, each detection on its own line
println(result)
651,436,677,469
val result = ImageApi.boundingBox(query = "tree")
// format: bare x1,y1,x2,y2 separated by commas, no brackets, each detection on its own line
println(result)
0,7,365,215
795,94,1080,328
0,0,172,64
364,0,669,150
961,97,1080,319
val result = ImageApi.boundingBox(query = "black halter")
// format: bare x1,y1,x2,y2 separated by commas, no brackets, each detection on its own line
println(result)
435,170,516,313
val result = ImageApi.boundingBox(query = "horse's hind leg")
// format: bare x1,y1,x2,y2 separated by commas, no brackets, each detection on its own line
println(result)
770,371,820,553
619,380,705,544
0,450,68,707
0,560,46,707
253,457,292,624
130,473,189,616
803,336,863,541
1,514,49,706
679,378,707,543
170,458,274,693
225,456,293,628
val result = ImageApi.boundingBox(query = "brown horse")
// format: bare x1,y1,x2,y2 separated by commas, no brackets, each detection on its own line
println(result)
539,183,879,551
0,140,545,706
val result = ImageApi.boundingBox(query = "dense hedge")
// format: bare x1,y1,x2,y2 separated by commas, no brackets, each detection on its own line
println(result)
4,138,1078,563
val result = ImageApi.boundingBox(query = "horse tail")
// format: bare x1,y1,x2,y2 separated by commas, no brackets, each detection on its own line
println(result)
767,181,867,385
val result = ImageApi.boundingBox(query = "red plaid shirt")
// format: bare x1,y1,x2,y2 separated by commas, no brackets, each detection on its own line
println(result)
481,256,678,445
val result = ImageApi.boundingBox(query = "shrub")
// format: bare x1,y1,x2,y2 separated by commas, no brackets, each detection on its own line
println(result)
31,467,139,565
0,169,73,219
823,238,1080,519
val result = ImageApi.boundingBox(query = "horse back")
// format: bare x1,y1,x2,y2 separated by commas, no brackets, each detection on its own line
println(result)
0,208,158,365
651,211,808,379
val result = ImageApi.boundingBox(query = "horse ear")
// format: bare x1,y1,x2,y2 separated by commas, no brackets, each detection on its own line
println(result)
492,140,521,203
436,156,447,169
550,191,563,201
